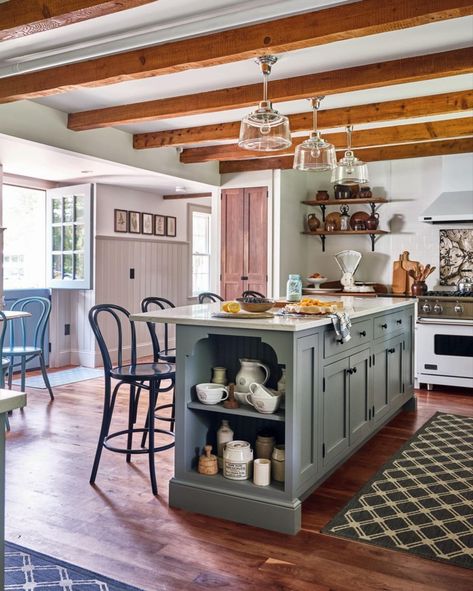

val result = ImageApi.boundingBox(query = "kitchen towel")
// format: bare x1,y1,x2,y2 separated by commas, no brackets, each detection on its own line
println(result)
329,311,352,343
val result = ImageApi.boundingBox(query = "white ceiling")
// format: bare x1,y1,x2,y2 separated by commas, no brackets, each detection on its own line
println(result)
0,134,217,193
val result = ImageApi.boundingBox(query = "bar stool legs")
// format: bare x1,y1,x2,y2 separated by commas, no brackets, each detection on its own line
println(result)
148,379,158,495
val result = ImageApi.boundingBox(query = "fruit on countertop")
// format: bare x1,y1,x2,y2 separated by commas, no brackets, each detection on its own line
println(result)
221,301,241,314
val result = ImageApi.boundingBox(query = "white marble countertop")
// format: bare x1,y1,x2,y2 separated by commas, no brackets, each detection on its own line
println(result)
130,297,414,333
0,390,26,414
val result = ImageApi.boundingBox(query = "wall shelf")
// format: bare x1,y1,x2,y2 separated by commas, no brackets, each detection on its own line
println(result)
188,401,285,422
302,230,389,252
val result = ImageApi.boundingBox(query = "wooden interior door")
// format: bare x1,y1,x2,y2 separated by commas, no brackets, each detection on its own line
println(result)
220,187,268,300
244,187,268,295
220,188,245,299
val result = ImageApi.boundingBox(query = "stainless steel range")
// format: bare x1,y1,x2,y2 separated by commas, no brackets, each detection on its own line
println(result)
417,291,473,390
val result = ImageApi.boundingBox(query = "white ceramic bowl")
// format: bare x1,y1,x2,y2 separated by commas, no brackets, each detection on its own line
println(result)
305,276,328,286
196,383,228,405
246,392,281,414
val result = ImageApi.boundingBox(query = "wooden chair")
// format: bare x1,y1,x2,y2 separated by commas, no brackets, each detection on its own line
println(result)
198,292,223,303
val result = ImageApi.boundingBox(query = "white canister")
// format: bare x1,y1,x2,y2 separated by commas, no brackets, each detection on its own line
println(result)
216,419,233,470
271,444,285,483
223,440,253,481
253,458,271,486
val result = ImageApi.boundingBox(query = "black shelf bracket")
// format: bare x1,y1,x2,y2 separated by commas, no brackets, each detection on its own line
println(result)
321,234,326,252
319,204,327,222
369,234,377,251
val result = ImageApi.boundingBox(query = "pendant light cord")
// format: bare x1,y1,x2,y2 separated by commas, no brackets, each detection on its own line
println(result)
346,125,353,151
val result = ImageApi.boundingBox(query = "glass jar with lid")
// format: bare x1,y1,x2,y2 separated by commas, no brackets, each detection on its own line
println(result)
286,274,302,302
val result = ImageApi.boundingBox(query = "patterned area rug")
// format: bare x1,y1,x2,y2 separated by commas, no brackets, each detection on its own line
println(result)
323,412,473,569
5,541,143,590
13,366,103,389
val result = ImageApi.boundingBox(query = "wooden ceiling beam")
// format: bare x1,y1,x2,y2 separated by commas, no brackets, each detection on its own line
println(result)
180,117,473,163
68,48,473,131
219,138,473,173
2,0,472,101
0,0,157,41
134,89,473,149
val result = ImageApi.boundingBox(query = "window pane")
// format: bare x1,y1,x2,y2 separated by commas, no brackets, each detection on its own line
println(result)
63,196,74,222
52,254,62,279
192,254,210,294
74,253,84,280
63,225,73,251
63,254,73,279
74,195,84,222
52,226,62,251
3,185,46,289
52,198,62,223
74,225,85,250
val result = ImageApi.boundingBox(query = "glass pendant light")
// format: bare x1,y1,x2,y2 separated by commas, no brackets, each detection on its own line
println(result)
238,56,292,151
331,125,369,185
293,96,336,172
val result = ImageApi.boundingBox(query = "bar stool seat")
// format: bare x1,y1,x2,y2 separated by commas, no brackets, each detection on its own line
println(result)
111,362,174,381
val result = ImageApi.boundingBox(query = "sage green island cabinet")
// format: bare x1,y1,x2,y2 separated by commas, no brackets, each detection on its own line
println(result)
131,298,415,535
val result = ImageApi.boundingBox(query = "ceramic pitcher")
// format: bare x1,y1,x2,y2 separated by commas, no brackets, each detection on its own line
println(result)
235,358,270,393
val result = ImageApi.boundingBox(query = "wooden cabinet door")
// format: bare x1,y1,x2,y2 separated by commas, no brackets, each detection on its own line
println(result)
387,335,403,408
244,187,268,295
349,349,371,445
220,187,268,299
322,358,349,466
220,189,245,300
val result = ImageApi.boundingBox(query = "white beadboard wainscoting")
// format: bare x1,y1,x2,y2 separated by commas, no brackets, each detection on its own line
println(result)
50,236,190,368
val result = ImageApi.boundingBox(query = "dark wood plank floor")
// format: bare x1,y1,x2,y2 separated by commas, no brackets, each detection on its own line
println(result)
5,375,472,591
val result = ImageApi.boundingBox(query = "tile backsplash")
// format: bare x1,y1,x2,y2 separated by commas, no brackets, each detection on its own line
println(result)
439,229,473,285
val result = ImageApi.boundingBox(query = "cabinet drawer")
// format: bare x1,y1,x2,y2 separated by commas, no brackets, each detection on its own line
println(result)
374,310,407,339
324,319,372,358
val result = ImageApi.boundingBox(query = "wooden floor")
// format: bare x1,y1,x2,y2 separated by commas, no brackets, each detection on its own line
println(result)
5,374,472,591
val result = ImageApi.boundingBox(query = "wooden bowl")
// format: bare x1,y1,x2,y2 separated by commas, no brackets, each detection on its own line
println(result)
237,300,274,313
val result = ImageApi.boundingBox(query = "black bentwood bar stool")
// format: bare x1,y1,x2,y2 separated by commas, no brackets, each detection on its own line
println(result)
88,304,174,495
198,292,223,304
140,297,176,443
241,290,266,299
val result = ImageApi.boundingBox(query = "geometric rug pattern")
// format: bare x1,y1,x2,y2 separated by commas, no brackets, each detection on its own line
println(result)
323,413,473,569
13,366,103,389
5,541,143,590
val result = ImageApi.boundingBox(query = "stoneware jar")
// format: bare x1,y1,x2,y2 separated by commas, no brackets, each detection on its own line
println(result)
307,213,321,232
316,190,330,201
412,281,427,296
223,440,253,480
271,445,285,483
365,212,379,230
255,433,276,460
211,366,228,385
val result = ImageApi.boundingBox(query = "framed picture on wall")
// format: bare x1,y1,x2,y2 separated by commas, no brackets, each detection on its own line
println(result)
128,211,141,234
166,216,177,237
114,209,128,233
142,212,153,235
154,214,166,236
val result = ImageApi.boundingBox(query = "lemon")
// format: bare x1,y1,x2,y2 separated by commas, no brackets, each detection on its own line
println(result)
226,301,241,314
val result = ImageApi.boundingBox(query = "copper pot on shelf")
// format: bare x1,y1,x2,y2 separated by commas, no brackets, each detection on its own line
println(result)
316,190,330,201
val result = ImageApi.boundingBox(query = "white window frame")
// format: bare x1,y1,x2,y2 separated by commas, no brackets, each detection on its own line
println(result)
188,204,212,298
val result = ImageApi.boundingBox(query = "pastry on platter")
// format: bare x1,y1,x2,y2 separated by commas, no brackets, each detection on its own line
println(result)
285,298,344,315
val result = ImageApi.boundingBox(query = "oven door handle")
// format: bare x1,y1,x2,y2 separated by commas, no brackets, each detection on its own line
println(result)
417,318,473,326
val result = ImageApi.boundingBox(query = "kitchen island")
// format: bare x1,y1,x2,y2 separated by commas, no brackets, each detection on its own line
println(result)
131,297,415,534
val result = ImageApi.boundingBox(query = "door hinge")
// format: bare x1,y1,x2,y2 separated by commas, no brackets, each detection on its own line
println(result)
372,405,375,416
220,273,222,281
322,443,326,458
322,377,326,392
48,342,52,353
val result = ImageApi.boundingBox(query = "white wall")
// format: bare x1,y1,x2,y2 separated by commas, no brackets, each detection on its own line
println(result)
95,183,212,242
278,153,473,291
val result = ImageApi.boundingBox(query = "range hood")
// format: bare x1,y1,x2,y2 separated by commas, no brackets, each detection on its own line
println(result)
419,191,473,223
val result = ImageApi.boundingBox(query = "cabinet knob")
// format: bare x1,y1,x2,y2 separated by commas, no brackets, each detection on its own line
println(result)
396,319,402,325
381,323,388,329
359,330,367,337
388,348,395,354
336,338,344,344
346,367,357,375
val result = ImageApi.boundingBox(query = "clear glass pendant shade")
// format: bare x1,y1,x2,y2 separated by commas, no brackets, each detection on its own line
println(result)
239,100,292,151
331,125,369,184
293,132,337,171
239,56,292,152
293,97,336,172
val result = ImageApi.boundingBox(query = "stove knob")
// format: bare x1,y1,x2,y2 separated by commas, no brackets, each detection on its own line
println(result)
421,303,431,313
454,303,464,315
433,303,443,314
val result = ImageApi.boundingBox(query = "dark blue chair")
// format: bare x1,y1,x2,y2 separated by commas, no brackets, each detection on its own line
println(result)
3,297,53,400
88,304,175,495
198,292,223,304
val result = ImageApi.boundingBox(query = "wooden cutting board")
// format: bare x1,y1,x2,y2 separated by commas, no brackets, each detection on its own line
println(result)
392,251,409,294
